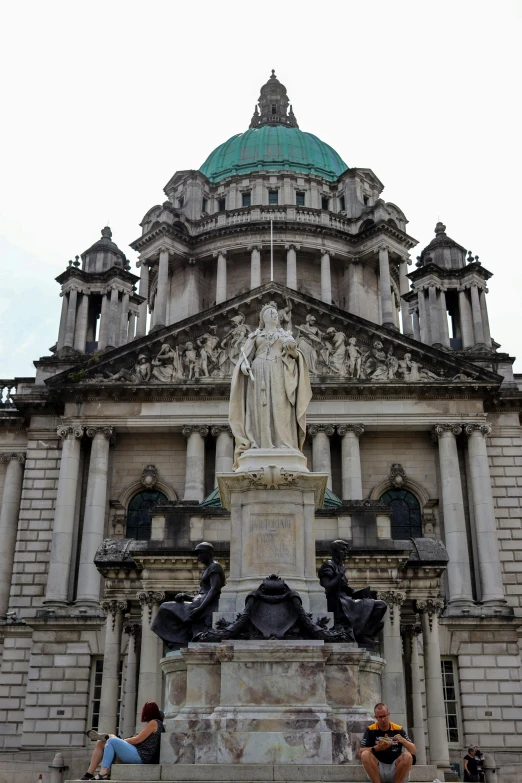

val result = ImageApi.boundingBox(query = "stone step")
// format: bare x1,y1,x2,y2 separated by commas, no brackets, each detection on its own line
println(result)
66,763,441,782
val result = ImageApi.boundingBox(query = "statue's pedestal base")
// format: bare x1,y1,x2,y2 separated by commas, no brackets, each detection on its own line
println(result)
160,641,384,766
236,447,309,473
217,468,329,614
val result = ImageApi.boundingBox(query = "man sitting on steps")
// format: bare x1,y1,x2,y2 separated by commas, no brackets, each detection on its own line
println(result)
360,702,417,783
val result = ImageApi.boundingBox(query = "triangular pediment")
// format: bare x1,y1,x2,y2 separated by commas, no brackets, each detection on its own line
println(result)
46,283,501,396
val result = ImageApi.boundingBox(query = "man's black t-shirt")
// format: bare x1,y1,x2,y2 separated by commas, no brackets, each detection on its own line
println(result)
464,754,479,781
360,722,411,765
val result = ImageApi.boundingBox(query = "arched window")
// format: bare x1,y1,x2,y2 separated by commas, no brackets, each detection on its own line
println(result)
380,488,422,540
126,490,168,540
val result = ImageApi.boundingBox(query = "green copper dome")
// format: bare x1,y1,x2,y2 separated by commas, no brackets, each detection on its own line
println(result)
199,126,348,183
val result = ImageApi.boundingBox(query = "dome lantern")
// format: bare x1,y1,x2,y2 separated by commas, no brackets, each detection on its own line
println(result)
249,69,299,129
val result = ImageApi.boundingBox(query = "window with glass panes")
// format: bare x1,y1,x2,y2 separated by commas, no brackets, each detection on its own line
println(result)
127,490,168,540
380,489,422,539
218,198,226,211
321,197,330,210
242,192,251,208
441,658,461,744
268,191,279,205
89,658,124,733
296,192,305,206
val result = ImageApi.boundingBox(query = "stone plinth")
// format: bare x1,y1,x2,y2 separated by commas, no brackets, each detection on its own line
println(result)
217,468,328,613
160,641,385,767
236,447,308,474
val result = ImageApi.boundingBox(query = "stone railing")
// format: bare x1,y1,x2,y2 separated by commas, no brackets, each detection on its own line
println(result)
192,205,352,236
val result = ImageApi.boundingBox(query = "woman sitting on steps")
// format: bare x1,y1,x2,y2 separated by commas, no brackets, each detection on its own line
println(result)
80,701,164,780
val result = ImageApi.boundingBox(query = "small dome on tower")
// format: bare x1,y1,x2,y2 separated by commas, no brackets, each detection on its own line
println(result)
417,221,467,270
81,227,129,273
250,69,299,129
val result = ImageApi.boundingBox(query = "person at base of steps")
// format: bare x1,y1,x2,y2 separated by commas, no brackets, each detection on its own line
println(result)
359,702,417,783
463,746,481,783
80,701,165,781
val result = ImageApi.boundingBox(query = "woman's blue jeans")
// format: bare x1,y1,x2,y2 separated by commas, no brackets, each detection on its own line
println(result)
101,737,142,768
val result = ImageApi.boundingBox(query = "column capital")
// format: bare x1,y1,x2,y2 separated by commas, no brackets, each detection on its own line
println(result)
415,597,444,630
285,243,300,251
158,246,170,256
57,425,84,441
247,244,262,252
212,249,227,259
321,250,332,258
431,423,462,440
182,425,209,439
337,424,364,438
101,599,129,630
137,590,165,623
378,243,389,253
86,425,115,442
0,452,25,465
123,621,142,650
464,422,491,438
400,622,422,638
377,590,406,607
211,425,232,438
308,424,335,438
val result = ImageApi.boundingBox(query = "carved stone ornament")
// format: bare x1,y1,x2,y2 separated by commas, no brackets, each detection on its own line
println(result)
416,597,445,631
101,599,128,631
86,425,115,442
140,464,158,489
182,425,210,439
94,538,133,563
0,452,25,464
245,466,299,490
308,424,335,438
400,622,422,652
123,621,141,651
464,422,492,437
137,590,165,623
337,424,364,438
57,425,84,440
431,423,463,441
389,463,407,488
377,590,406,624
210,425,232,438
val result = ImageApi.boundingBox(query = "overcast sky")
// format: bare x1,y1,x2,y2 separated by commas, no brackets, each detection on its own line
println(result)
1,0,521,378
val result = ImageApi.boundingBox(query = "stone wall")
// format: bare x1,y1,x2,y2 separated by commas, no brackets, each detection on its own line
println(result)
110,433,187,506
360,432,438,500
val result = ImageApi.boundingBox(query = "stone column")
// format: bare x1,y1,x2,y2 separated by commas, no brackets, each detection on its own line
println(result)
107,286,121,348
347,262,362,317
377,590,407,729
479,289,492,347
119,292,130,345
401,624,427,764
417,598,450,771
98,600,126,734
250,245,261,289
73,292,89,352
44,425,84,607
76,426,113,608
465,423,506,607
418,290,430,343
121,622,141,739
136,261,149,338
0,453,25,616
438,289,450,348
320,251,332,304
97,293,110,350
128,311,136,341
470,284,485,345
136,591,165,730
428,285,441,345
63,287,78,348
432,424,474,609
412,307,421,341
399,259,413,336
56,292,69,350
154,247,169,328
459,288,474,348
215,251,227,304
379,246,395,328
211,426,234,488
285,244,298,289
182,426,209,502
308,425,334,489
337,424,364,500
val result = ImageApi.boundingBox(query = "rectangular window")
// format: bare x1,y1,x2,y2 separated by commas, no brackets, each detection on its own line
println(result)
363,195,369,206
178,197,184,208
89,658,124,734
441,658,461,744
218,197,226,212
201,198,208,213
296,192,305,206
339,195,346,212
242,192,251,208
268,190,279,205
321,196,329,211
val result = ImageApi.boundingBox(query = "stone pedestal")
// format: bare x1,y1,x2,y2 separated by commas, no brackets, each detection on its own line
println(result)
160,641,384,766
217,465,328,613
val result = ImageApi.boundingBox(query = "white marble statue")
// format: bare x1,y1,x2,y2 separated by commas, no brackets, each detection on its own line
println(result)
229,302,312,468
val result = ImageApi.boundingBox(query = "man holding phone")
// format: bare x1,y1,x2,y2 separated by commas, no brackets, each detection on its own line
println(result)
360,703,416,783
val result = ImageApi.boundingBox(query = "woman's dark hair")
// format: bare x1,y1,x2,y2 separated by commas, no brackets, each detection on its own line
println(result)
141,701,162,722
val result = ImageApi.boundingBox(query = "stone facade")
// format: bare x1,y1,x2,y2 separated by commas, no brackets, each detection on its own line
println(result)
0,72,521,783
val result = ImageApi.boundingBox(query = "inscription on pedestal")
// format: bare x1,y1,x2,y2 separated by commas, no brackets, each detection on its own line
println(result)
250,514,296,567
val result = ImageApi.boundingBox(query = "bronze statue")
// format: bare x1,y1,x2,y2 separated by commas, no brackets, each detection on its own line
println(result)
151,542,225,649
318,539,387,651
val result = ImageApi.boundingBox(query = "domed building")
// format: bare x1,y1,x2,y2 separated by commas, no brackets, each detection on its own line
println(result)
0,73,521,782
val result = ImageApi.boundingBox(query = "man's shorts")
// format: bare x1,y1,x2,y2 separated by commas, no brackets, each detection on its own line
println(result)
365,758,411,783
